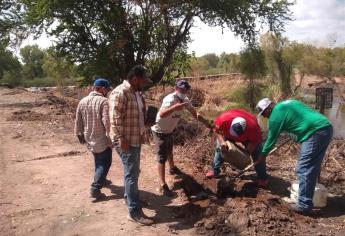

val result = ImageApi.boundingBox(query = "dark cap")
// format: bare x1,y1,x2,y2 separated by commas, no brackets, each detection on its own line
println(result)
127,65,152,83
176,80,191,90
93,78,110,88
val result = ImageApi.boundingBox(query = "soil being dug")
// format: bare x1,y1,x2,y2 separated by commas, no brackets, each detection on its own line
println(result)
173,122,345,235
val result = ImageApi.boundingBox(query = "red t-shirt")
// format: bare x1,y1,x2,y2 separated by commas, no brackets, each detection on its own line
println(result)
214,109,262,145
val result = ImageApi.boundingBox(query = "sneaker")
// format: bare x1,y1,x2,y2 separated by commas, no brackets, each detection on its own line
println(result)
169,166,182,175
158,184,174,197
257,179,269,188
90,190,106,200
127,210,154,226
206,170,219,179
289,204,313,216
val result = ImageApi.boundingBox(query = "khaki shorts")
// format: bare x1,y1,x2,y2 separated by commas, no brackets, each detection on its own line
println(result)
152,131,173,164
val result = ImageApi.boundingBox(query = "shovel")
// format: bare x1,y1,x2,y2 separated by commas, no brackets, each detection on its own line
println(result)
233,138,291,179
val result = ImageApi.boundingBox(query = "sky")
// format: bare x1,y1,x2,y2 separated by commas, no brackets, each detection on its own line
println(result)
21,0,345,57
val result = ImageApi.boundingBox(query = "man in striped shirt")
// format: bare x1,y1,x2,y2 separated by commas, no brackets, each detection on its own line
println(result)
109,65,154,226
75,78,112,200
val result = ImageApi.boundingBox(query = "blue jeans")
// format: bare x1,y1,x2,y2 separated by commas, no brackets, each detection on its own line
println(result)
114,144,141,213
91,147,112,194
212,140,267,180
297,125,333,211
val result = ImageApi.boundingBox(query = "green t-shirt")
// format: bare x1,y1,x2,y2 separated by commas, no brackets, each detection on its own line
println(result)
261,99,331,156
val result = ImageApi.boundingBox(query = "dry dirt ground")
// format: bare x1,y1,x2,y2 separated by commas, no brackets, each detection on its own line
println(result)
0,88,200,236
1,77,345,236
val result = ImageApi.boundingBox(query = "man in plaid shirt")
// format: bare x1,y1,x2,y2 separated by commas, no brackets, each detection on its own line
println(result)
75,78,112,200
109,65,154,226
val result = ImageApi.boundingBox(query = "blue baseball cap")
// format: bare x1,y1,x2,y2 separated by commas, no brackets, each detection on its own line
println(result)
176,80,191,90
93,78,110,88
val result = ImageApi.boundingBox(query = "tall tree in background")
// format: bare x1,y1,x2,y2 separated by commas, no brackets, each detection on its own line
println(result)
20,45,46,80
21,0,293,84
239,46,266,109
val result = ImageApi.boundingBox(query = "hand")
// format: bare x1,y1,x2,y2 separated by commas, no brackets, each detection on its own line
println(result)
174,102,188,111
220,142,229,152
77,134,86,144
119,137,129,152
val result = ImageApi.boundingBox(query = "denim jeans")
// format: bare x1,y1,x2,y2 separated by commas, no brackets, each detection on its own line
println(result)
212,140,267,180
91,147,112,194
297,125,333,211
114,144,141,213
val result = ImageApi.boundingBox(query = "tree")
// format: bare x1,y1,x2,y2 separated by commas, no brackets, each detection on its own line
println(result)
202,53,219,68
20,45,46,80
22,0,293,84
239,46,266,109
0,47,22,86
217,52,240,73
260,33,295,98
42,49,76,93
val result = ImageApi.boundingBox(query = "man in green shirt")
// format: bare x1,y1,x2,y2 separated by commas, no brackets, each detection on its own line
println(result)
255,98,333,215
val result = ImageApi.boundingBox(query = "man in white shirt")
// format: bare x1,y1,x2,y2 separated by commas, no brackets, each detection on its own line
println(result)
151,80,212,196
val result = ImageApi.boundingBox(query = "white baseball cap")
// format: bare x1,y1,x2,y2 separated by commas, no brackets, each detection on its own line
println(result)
229,117,246,137
256,98,272,116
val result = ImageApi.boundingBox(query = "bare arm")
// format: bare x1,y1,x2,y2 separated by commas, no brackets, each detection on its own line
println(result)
159,102,188,118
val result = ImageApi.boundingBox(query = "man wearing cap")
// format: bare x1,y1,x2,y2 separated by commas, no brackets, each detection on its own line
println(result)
109,65,154,225
255,98,333,215
75,78,112,200
206,109,268,187
151,80,212,196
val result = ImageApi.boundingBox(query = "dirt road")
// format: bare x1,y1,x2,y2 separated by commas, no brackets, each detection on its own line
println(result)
0,88,198,236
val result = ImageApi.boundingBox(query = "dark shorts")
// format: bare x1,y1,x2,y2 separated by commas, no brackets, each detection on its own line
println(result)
152,131,173,164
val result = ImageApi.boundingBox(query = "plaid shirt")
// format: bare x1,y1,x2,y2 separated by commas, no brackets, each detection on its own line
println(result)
109,80,147,146
74,91,111,153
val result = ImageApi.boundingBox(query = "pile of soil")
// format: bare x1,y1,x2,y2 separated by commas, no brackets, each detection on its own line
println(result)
9,110,52,121
172,122,345,235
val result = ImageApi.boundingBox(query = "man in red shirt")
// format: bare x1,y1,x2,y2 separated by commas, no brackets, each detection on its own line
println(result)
206,109,268,187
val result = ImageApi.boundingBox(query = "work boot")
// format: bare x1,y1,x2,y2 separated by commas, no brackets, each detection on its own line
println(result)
127,210,154,226
169,166,182,175
90,190,106,200
257,179,269,188
289,204,313,216
158,184,174,197
206,170,219,179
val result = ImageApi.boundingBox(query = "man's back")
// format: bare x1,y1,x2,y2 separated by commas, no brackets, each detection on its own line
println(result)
75,92,110,153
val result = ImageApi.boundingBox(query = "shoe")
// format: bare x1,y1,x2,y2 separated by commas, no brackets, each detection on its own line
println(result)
257,179,269,188
158,184,174,197
127,210,154,226
206,170,219,179
289,204,312,216
103,179,112,186
169,166,182,175
90,190,106,200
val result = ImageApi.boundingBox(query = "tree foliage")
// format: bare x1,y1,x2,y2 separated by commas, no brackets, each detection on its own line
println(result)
20,45,46,80
239,46,267,109
21,0,293,84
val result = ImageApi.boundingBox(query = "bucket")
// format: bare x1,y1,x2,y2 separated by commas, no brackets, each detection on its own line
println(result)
290,180,328,208
221,141,252,170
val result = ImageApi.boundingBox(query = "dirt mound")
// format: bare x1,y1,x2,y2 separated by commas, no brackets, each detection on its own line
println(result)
188,88,205,107
172,119,205,145
173,123,345,235
8,110,51,121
